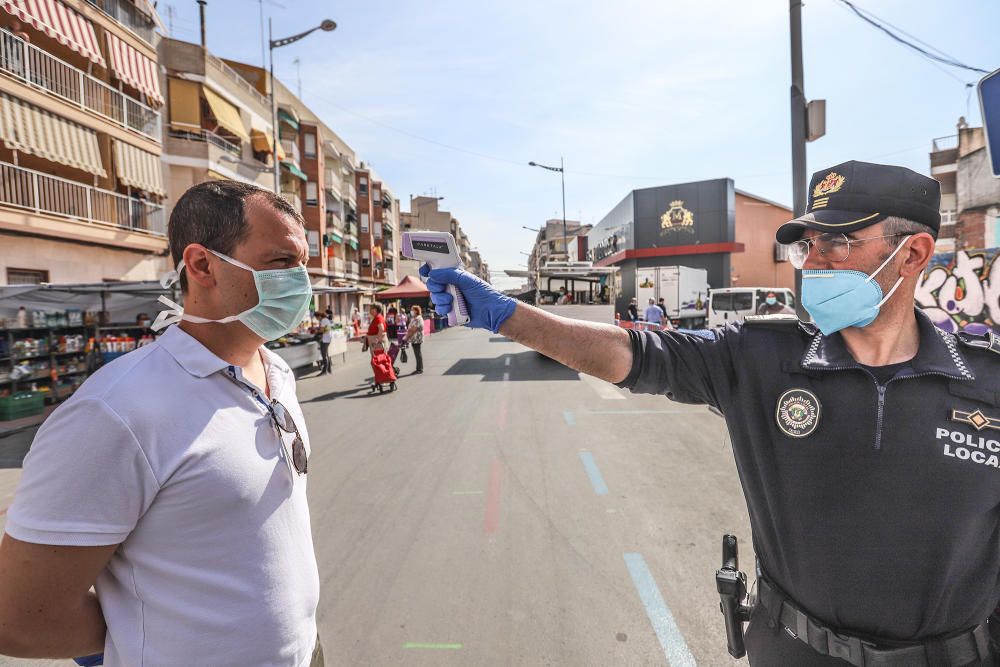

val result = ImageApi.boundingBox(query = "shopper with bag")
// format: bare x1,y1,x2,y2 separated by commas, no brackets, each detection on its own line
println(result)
0,181,324,665
405,305,425,374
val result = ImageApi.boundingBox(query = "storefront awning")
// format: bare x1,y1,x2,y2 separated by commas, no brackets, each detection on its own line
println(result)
281,160,306,181
113,140,164,196
105,32,163,107
202,86,248,142
168,77,200,131
250,128,273,153
277,108,299,130
1,0,105,68
0,92,105,176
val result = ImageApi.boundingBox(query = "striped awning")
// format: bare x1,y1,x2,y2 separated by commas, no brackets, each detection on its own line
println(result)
106,32,163,107
0,0,105,68
0,92,105,176
202,86,248,142
113,140,164,196
281,160,306,181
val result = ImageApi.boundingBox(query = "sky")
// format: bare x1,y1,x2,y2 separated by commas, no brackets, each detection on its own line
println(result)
162,0,999,290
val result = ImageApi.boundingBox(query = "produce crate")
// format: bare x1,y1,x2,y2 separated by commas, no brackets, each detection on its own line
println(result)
0,391,44,421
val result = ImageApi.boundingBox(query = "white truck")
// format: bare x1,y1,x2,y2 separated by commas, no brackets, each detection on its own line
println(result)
534,262,620,325
635,265,709,329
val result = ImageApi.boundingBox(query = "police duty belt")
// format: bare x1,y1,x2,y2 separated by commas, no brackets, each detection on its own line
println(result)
758,578,992,667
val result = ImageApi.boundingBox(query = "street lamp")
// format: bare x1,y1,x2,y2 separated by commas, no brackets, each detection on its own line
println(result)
522,225,540,232
269,18,337,193
528,158,566,260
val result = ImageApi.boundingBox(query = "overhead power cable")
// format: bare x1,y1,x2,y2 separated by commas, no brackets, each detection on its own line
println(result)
836,0,989,74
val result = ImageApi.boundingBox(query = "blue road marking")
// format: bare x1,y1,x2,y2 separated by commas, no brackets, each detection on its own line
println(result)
578,451,608,495
563,410,576,426
624,553,696,667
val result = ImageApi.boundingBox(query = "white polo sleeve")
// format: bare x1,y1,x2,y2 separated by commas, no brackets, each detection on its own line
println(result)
5,398,160,546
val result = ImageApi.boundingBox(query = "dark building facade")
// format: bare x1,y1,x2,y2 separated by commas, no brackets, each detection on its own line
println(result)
590,178,743,317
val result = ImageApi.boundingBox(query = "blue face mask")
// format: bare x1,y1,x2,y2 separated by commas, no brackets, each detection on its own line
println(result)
152,249,313,340
800,236,910,336
765,297,777,306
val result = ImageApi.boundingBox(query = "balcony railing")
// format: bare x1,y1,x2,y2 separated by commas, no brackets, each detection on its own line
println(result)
281,192,302,214
329,257,345,274
384,236,394,251
347,261,360,277
86,0,157,45
344,181,357,204
168,128,241,157
280,139,300,164
326,210,344,233
932,134,959,152
0,160,165,235
0,29,161,142
205,53,269,109
324,169,342,198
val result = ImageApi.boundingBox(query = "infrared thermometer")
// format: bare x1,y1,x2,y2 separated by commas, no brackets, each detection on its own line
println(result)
401,231,471,326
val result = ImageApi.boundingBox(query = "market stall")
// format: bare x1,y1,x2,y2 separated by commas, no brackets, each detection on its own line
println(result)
0,281,351,423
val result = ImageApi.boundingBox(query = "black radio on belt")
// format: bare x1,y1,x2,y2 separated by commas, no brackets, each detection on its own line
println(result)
716,534,754,658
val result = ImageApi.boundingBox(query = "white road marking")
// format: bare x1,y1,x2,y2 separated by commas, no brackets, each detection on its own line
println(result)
580,372,626,400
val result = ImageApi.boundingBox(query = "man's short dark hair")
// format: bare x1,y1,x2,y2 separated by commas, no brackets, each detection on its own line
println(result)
370,303,383,315
168,180,304,290
882,216,937,241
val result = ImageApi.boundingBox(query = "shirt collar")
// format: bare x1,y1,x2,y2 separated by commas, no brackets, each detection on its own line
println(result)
799,309,975,380
156,325,241,378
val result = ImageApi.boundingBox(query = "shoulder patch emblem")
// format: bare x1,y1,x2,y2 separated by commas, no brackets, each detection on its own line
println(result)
776,388,821,438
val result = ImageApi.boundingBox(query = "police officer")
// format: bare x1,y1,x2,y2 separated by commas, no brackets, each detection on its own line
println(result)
423,160,999,666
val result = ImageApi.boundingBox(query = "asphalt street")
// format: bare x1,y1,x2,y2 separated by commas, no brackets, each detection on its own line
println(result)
0,327,753,666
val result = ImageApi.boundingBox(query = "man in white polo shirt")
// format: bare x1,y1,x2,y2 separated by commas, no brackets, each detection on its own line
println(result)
0,181,323,666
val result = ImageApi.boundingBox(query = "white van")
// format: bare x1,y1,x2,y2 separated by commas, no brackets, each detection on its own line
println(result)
708,287,796,328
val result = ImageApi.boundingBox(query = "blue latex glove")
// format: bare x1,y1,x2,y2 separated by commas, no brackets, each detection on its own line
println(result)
421,264,517,333
74,655,104,666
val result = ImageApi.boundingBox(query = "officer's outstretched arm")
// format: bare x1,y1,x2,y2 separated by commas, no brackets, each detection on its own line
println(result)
423,266,632,384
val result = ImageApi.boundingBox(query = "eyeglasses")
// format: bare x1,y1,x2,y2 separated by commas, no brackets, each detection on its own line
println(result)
268,399,308,475
786,232,903,269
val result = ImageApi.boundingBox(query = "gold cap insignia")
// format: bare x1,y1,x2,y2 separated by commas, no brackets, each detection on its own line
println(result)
812,172,846,199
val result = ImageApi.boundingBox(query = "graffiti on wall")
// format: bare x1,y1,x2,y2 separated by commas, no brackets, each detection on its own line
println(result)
916,249,1000,334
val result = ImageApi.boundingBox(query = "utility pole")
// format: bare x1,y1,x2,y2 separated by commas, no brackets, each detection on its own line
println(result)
790,0,807,317
560,156,567,261
789,0,807,217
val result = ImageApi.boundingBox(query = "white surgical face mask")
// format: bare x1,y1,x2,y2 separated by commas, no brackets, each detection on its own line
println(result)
152,249,313,340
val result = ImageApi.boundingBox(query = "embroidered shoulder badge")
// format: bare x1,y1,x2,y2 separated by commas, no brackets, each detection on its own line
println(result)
776,388,821,438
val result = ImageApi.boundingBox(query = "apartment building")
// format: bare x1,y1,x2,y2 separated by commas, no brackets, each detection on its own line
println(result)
0,0,167,284
159,37,276,222
527,219,589,279
929,118,1000,254
354,165,398,290
400,195,490,281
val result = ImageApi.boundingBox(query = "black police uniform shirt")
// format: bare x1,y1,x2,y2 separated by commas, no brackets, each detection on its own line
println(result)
616,309,1000,641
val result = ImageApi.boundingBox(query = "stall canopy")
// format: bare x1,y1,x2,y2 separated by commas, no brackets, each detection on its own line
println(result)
202,86,248,142
0,93,106,177
167,77,200,131
0,0,105,68
105,32,164,107
375,276,430,300
113,140,165,195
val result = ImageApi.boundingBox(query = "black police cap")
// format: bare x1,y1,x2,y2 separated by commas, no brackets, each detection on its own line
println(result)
775,160,941,244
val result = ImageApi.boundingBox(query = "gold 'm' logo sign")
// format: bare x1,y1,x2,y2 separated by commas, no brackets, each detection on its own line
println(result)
661,200,695,234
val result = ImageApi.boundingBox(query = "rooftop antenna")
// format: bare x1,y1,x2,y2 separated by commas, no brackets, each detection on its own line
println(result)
166,4,174,35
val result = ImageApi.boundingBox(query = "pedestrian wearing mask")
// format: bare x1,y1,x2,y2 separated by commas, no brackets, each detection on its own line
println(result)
626,297,639,322
644,298,664,325
757,291,794,316
0,181,323,666
421,161,1000,666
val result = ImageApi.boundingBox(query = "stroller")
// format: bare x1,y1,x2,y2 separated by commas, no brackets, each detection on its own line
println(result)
369,344,398,393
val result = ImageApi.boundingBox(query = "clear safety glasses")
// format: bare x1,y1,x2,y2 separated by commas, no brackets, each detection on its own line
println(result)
787,233,904,269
